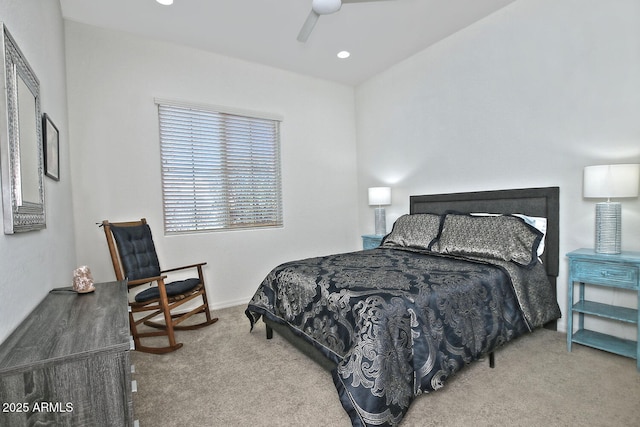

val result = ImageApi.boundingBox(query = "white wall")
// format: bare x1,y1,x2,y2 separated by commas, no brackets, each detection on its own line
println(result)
355,0,640,334
0,0,76,342
64,21,359,309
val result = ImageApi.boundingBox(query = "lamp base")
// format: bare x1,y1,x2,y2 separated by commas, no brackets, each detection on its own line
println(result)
374,207,386,236
595,202,621,254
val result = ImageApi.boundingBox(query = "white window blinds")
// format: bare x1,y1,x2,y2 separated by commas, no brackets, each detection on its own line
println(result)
157,101,283,233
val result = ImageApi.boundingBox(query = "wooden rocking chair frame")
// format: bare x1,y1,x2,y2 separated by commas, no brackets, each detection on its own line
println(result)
102,218,218,354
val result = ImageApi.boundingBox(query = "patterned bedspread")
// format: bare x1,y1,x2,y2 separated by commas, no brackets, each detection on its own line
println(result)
245,247,560,426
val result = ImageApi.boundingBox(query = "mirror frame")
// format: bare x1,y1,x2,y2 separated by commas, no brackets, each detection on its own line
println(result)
0,23,45,234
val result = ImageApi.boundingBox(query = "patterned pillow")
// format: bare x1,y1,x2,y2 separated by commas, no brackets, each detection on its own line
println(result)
437,214,543,267
471,213,547,257
382,214,441,250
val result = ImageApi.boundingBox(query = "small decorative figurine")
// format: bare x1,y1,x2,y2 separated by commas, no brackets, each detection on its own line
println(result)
72,266,95,294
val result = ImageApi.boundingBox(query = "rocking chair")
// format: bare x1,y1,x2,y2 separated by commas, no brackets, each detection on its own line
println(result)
102,218,218,354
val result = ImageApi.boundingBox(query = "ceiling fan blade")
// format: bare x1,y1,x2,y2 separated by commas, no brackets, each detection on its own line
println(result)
297,10,320,42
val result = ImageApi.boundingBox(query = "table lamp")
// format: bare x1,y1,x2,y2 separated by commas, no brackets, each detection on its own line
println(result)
583,164,639,254
368,187,391,235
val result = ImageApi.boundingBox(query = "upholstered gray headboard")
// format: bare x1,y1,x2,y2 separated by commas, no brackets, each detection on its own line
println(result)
409,187,560,281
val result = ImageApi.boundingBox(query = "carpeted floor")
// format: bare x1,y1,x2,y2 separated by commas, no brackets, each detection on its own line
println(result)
131,305,640,426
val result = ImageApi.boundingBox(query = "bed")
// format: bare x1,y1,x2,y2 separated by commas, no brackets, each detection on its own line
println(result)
245,187,561,426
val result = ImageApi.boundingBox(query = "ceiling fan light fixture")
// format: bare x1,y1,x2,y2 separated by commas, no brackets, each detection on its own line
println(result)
312,0,342,15
299,0,391,43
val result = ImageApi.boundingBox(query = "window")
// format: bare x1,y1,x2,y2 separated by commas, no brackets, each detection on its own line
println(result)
157,100,283,233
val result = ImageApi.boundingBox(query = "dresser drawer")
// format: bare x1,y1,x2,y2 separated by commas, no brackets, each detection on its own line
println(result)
571,260,638,289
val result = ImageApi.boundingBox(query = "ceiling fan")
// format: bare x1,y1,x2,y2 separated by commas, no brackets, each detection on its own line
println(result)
297,0,393,43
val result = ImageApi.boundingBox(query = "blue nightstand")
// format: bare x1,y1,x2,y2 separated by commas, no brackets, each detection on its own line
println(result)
567,248,640,371
362,234,384,250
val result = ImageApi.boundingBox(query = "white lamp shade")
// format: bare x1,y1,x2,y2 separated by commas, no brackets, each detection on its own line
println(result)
583,164,640,199
368,187,391,206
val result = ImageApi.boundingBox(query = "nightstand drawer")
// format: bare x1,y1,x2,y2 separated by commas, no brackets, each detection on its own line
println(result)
571,260,638,289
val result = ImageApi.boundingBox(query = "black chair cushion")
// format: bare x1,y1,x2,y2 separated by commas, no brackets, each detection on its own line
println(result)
110,223,162,281
135,278,201,303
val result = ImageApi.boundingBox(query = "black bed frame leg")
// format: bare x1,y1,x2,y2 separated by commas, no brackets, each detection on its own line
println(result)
266,324,273,340
489,351,495,368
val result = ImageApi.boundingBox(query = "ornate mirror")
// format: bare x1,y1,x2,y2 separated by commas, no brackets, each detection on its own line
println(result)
0,24,45,233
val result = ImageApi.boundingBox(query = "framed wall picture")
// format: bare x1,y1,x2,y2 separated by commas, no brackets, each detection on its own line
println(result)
42,113,59,181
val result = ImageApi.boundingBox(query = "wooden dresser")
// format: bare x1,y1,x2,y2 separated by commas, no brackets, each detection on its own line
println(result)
0,281,135,426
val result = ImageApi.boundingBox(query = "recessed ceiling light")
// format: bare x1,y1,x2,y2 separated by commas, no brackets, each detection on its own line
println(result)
337,51,351,59
156,0,173,5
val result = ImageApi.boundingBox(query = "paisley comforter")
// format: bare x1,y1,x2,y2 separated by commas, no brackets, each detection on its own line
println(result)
245,247,560,426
